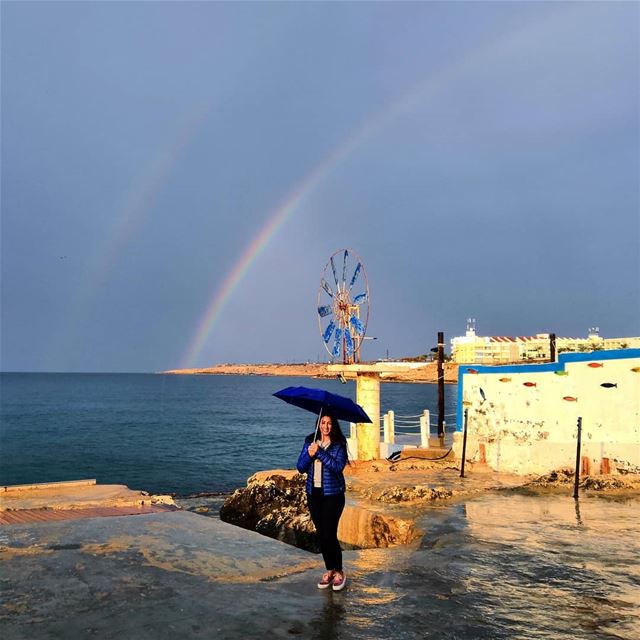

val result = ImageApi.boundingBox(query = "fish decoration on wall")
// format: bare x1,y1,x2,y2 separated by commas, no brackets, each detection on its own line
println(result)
499,377,511,383
523,382,537,388
563,396,578,402
631,367,640,373
554,371,569,376
588,363,604,368
467,368,479,374
600,383,617,389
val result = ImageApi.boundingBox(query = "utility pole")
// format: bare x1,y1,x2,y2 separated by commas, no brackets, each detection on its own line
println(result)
437,331,445,438
549,333,557,362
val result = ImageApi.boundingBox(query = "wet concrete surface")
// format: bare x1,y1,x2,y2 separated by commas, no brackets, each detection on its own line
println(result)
0,483,173,512
2,475,639,639
0,511,332,639
0,504,176,526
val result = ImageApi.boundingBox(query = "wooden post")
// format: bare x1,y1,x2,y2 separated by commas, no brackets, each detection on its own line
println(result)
549,332,557,362
437,331,445,437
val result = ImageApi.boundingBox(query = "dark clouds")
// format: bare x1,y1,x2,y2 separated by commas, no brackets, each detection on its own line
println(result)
1,2,638,371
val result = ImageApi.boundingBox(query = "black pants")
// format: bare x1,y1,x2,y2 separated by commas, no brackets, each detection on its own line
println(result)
308,489,345,572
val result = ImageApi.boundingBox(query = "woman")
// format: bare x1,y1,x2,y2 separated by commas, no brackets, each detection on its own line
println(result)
296,412,348,591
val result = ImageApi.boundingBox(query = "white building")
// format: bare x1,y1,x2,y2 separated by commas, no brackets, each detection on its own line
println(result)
451,320,640,364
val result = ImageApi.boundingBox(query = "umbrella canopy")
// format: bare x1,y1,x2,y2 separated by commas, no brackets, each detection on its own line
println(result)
273,386,372,424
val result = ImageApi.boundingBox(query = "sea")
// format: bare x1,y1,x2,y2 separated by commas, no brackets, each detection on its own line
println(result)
0,372,457,495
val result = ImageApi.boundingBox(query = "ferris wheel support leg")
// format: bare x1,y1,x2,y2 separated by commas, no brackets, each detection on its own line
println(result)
355,373,380,461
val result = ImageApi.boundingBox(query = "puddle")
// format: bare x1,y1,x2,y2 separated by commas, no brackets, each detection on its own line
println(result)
322,493,640,639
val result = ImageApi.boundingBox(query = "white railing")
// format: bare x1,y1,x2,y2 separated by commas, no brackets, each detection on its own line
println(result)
348,410,457,460
380,409,456,447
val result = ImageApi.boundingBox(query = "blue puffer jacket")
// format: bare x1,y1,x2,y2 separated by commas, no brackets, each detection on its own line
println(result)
296,435,347,495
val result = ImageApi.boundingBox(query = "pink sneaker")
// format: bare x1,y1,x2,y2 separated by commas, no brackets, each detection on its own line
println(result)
332,571,347,591
317,571,334,589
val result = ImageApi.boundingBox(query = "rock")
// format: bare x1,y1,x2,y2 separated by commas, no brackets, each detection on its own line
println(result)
248,469,300,488
220,473,317,551
339,505,416,548
527,468,575,486
369,484,454,503
580,476,628,490
220,471,417,551
175,494,227,518
523,469,639,491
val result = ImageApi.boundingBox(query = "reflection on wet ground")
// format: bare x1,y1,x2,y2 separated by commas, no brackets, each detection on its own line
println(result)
315,494,639,639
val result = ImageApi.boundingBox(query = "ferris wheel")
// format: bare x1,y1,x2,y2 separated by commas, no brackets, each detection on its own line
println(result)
317,248,370,364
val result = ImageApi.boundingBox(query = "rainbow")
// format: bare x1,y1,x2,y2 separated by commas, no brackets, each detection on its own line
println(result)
180,73,448,368
178,7,578,368
180,136,359,368
44,103,212,371
93,103,212,288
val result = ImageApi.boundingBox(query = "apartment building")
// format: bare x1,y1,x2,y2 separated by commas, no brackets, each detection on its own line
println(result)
451,320,640,364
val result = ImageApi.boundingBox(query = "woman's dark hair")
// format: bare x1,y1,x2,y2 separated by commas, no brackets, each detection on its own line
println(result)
325,413,347,447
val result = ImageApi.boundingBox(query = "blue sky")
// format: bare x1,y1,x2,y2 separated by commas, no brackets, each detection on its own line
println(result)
1,1,638,372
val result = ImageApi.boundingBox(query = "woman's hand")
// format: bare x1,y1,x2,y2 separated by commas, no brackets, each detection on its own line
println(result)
307,442,319,457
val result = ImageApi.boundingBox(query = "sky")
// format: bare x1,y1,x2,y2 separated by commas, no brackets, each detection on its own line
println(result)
1,1,638,373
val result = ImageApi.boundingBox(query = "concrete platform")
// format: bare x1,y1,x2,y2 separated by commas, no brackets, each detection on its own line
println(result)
0,510,340,639
0,481,173,512
0,504,177,526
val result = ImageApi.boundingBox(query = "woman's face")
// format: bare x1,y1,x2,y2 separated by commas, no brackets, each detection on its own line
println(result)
319,415,333,439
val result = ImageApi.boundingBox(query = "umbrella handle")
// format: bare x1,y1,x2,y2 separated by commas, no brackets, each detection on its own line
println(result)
313,407,323,444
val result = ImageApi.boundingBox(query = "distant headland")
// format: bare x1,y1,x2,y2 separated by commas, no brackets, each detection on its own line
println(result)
161,362,459,383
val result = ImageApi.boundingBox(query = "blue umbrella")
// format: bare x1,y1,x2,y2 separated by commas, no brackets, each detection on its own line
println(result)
273,386,372,424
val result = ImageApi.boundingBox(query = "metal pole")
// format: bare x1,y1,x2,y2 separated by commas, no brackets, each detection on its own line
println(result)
437,331,445,437
549,332,557,362
573,416,582,499
460,409,469,478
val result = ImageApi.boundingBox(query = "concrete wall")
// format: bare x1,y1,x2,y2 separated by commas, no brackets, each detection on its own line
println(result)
453,350,640,475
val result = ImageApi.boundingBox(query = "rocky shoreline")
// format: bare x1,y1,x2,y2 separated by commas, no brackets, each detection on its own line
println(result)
162,361,460,383
219,470,418,552
218,461,640,554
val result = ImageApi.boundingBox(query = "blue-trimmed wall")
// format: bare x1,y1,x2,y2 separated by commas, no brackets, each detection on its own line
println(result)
454,349,640,475
456,349,640,431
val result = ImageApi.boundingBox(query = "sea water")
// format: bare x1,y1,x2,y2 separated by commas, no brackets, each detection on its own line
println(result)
0,372,456,494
